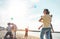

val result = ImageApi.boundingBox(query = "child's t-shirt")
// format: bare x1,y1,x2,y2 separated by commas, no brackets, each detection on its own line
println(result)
41,14,52,28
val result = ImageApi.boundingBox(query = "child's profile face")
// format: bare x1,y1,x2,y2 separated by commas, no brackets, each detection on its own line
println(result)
43,11,47,15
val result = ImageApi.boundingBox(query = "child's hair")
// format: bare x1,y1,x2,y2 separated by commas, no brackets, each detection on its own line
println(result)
43,9,50,14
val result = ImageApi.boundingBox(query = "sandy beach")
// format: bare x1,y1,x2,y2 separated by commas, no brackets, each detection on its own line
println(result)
16,34,39,39
0,30,39,39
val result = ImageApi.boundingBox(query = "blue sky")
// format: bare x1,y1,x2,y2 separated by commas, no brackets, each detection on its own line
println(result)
0,0,60,31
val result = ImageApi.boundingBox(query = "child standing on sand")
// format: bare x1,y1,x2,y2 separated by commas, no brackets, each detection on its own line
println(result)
24,27,28,39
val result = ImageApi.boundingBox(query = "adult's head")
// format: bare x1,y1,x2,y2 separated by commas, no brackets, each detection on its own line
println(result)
43,9,50,15
7,23,11,26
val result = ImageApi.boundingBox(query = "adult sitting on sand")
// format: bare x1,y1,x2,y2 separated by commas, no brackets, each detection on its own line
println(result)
4,23,13,39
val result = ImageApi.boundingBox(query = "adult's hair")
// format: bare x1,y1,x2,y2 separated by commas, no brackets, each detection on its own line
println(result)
44,9,50,14
7,23,10,25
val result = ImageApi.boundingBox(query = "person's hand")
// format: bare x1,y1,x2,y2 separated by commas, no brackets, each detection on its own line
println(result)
52,29,54,32
51,29,54,33
38,27,41,30
38,26,42,30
